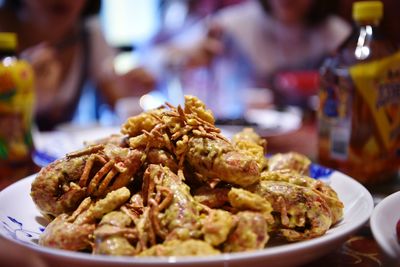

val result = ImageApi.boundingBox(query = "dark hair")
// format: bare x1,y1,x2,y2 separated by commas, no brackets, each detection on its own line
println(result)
1,0,101,18
258,0,339,26
81,0,101,17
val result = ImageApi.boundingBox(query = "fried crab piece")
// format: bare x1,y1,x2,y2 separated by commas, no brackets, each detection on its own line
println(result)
267,152,311,175
139,239,220,256
145,148,179,173
183,98,261,187
121,198,156,253
142,165,203,241
121,96,260,187
39,187,131,251
232,128,268,171
261,169,343,224
186,136,260,187
250,181,333,242
93,211,138,256
202,208,236,246
31,155,89,218
31,143,143,217
228,188,274,224
200,188,273,251
223,211,270,253
193,186,230,208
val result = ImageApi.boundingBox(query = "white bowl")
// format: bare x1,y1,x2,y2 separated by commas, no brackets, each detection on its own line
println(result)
371,191,400,259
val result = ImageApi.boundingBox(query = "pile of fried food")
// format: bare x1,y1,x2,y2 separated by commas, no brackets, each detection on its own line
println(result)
30,96,343,257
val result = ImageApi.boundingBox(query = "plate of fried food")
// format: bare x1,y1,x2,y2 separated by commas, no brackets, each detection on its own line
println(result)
0,96,373,267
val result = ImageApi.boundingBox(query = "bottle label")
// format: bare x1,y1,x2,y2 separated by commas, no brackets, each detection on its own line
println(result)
330,120,351,160
319,68,353,161
0,58,35,163
349,51,400,159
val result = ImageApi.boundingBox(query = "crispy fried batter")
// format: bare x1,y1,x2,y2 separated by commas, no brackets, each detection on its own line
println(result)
32,95,343,256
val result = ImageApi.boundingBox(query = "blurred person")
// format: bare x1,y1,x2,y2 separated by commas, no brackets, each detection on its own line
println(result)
0,0,155,131
153,0,245,44
146,0,352,112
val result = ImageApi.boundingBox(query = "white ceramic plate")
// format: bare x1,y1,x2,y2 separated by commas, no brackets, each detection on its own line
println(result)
0,170,373,267
244,107,302,136
218,108,302,139
33,116,301,168
370,191,400,259
32,126,121,167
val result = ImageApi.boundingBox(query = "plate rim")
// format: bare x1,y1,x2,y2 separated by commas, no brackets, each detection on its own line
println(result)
0,170,374,265
243,108,302,137
370,190,400,259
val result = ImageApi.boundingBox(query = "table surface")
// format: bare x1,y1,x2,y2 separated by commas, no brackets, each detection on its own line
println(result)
0,121,399,267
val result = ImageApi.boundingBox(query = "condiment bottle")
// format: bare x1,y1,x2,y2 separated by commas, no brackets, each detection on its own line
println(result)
318,1,400,184
0,32,37,179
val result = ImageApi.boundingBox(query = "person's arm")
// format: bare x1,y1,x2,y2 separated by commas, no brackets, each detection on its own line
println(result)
19,43,63,115
86,17,155,107
139,15,225,83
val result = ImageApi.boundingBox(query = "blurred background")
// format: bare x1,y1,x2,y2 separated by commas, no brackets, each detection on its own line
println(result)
94,0,249,124
1,0,399,128
95,0,400,124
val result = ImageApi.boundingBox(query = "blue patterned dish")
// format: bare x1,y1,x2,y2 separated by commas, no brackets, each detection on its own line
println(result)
32,126,121,167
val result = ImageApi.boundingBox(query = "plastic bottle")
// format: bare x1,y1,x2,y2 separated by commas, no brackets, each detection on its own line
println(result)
0,32,37,179
318,1,400,184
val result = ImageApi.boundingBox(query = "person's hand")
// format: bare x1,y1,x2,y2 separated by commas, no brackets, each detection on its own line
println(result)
167,23,225,69
187,23,224,68
121,67,156,95
20,43,62,113
21,43,62,91
101,66,156,105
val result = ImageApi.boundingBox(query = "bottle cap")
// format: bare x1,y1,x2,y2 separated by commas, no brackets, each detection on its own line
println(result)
0,32,17,50
353,1,383,22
